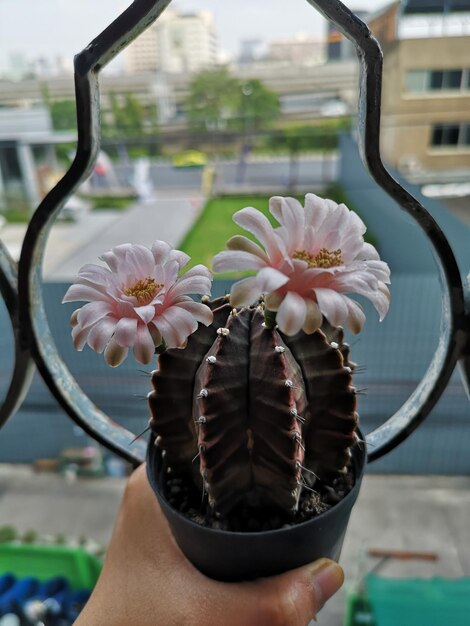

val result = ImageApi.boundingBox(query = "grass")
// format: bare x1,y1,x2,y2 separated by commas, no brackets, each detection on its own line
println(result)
2,209,31,223
179,195,289,274
88,195,136,211
179,186,376,273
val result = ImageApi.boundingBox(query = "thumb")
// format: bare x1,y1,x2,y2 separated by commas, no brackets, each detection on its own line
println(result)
252,558,344,626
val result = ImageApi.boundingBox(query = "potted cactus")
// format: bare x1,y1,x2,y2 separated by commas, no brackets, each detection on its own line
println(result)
64,193,390,581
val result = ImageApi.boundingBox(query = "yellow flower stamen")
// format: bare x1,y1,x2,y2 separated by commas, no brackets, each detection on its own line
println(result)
293,248,342,269
125,277,162,305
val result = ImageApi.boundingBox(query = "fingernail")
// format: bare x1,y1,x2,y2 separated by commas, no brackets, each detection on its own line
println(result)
309,558,344,612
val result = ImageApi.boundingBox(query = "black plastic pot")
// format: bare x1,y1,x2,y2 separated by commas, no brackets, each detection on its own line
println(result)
146,435,366,582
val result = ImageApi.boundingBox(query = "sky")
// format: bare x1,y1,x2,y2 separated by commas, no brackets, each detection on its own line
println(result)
0,0,387,72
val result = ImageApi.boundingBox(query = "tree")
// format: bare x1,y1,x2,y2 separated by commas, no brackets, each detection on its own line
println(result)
106,93,145,137
234,79,280,132
265,124,345,191
185,67,240,132
49,100,77,131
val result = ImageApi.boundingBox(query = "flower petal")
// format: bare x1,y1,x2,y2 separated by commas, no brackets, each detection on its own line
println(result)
87,317,117,353
212,250,266,272
133,324,156,364
134,304,156,324
276,292,307,336
314,288,349,327
304,193,331,230
104,338,128,367
72,324,90,351
62,283,110,304
175,300,214,326
151,240,172,265
114,317,138,347
154,306,198,348
269,196,305,250
303,299,323,334
125,244,156,278
265,290,284,311
230,276,260,307
359,242,380,261
226,235,268,261
167,276,212,300
76,301,112,329
233,207,285,264
256,267,289,292
100,243,132,272
344,298,366,334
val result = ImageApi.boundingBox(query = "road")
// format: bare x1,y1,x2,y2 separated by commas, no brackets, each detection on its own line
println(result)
44,191,204,280
113,154,339,193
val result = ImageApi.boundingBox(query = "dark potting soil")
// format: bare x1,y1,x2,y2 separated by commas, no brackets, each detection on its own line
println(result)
162,465,356,532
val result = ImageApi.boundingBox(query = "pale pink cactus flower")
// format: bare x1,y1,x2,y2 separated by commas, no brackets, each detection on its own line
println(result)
212,194,390,336
63,241,213,366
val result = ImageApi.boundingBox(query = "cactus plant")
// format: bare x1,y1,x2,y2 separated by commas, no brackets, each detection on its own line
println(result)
148,296,358,520
64,193,390,531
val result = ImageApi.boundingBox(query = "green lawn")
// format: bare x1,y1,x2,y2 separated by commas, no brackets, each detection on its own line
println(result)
179,194,294,275
179,186,375,274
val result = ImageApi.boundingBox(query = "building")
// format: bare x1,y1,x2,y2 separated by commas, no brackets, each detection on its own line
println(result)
0,107,73,212
326,10,370,61
124,9,218,75
368,0,470,174
266,35,325,66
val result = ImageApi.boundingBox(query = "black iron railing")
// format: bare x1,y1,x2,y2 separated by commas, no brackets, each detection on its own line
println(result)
1,0,469,466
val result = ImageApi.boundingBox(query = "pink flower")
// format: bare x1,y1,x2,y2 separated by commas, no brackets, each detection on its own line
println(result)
63,241,213,366
212,194,390,336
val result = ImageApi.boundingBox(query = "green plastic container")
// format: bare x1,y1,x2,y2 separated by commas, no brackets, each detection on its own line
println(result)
0,544,102,590
344,575,470,626
366,575,470,626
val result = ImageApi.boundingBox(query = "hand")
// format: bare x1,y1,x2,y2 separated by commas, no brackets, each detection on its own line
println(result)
76,464,344,626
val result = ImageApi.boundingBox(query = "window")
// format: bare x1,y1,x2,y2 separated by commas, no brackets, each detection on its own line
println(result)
431,123,470,147
444,70,464,89
406,68,468,92
403,0,445,13
403,0,470,13
430,70,463,89
450,0,470,12
405,70,428,92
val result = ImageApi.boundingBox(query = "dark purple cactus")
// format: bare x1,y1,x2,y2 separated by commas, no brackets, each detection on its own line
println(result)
148,296,358,516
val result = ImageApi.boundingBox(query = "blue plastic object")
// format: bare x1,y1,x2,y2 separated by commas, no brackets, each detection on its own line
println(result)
0,577,15,597
0,577,38,615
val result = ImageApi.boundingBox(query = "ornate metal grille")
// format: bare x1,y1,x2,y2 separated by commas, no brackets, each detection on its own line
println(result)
1,0,469,466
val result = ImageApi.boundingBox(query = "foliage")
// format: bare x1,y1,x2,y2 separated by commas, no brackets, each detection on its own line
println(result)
265,124,341,154
185,68,280,132
56,142,77,165
103,94,158,138
186,67,240,132
232,79,280,131
0,526,17,543
49,100,77,131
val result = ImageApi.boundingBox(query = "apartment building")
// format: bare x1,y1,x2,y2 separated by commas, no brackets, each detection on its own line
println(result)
125,9,218,75
370,0,470,172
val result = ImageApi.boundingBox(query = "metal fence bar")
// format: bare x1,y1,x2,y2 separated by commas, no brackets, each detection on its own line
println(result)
307,0,468,460
0,0,468,466
15,0,173,464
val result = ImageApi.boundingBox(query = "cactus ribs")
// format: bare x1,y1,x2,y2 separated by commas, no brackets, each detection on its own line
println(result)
148,297,360,531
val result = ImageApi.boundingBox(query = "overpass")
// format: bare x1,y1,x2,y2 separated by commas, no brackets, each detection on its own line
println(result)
0,60,359,120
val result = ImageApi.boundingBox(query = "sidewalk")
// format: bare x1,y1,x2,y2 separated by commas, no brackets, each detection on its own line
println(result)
0,466,468,625
0,190,204,281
